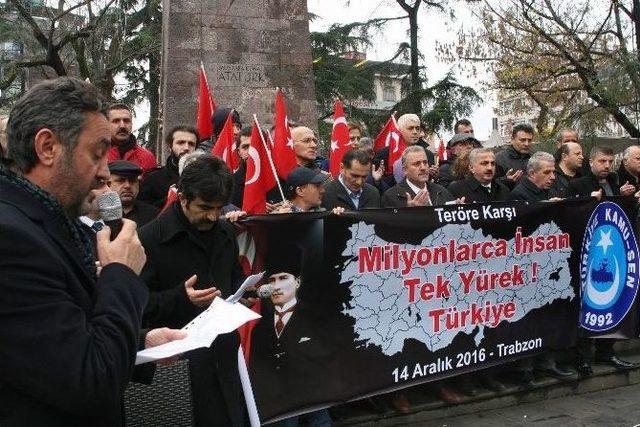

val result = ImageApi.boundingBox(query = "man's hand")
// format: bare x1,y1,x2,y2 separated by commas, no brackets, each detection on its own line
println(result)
406,189,431,207
225,210,247,222
184,274,220,307
96,219,146,275
371,160,385,182
332,207,345,215
506,168,523,183
590,189,603,200
455,197,465,204
145,327,187,366
428,165,439,180
270,201,293,214
620,181,636,197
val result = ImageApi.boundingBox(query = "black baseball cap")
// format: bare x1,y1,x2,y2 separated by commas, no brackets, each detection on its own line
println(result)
286,167,328,193
447,133,481,149
108,160,142,177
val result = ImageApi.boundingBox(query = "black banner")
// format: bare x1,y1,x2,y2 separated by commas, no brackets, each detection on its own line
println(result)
243,198,639,423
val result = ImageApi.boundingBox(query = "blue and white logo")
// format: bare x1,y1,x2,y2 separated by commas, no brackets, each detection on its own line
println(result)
580,201,639,332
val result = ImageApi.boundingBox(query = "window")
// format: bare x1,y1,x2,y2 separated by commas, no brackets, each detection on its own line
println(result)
382,84,396,102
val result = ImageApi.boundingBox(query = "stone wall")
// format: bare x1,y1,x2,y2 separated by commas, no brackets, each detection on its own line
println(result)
160,0,317,159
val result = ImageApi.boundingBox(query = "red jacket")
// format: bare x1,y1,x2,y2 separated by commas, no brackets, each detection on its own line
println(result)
108,136,158,177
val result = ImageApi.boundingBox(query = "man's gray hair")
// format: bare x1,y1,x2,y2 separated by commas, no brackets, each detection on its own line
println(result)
397,113,420,130
401,145,427,166
526,151,555,175
622,145,640,160
357,137,373,152
179,151,208,175
7,77,106,173
555,128,578,143
468,148,494,165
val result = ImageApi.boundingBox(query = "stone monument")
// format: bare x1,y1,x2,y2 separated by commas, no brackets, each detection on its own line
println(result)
160,0,317,157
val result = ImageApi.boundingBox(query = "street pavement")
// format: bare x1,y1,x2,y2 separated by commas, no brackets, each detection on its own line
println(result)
409,382,640,427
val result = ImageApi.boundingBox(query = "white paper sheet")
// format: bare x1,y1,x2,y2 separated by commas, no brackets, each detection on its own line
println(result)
135,297,261,365
225,271,265,304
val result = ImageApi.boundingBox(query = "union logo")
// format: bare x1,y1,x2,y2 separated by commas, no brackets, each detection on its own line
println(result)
580,201,639,332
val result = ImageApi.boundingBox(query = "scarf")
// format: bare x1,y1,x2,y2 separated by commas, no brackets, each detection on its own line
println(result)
0,164,97,277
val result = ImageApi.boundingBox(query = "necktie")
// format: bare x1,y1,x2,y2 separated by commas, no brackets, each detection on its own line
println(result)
91,222,103,232
275,306,296,336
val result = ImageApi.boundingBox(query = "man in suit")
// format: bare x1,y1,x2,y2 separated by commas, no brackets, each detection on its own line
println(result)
139,154,247,426
108,160,159,227
566,146,636,199
509,151,559,202
617,145,640,192
448,148,510,202
322,149,380,210
250,253,333,425
0,77,183,426
382,145,455,208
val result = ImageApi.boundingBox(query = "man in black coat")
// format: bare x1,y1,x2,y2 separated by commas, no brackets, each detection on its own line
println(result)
139,125,198,207
566,146,636,199
0,77,182,426
566,147,638,373
322,148,381,210
550,142,583,198
139,155,246,426
448,148,510,202
108,160,159,227
617,145,640,192
382,145,455,207
495,123,533,187
509,151,559,202
437,133,482,188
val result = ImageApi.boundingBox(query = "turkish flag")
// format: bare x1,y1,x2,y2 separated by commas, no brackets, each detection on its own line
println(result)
329,100,351,177
196,62,217,141
272,89,297,179
374,115,404,174
435,137,448,162
242,122,277,214
211,110,240,172
159,186,178,214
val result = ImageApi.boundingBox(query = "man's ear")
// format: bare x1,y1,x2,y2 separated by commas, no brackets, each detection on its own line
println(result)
33,128,62,167
177,192,188,208
294,277,301,289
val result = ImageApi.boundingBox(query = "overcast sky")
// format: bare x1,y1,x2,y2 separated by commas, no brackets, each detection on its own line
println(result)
307,0,494,140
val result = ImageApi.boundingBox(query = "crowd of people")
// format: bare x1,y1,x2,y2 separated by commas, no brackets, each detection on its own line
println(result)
1,76,640,426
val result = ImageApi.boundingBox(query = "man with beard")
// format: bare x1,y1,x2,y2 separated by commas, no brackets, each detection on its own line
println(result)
139,154,247,426
448,148,510,202
140,125,198,207
108,160,159,227
0,77,184,426
106,103,157,176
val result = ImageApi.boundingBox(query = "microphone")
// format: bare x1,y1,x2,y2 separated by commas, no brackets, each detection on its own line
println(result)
97,191,123,240
257,285,274,298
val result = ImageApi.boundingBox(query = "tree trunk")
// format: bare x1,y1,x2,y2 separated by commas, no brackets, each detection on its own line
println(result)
147,51,161,154
408,7,422,115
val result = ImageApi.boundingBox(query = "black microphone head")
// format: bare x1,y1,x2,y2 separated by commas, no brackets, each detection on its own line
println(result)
97,191,123,222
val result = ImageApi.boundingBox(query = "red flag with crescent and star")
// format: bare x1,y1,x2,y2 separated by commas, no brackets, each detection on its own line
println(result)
196,62,217,141
272,89,297,179
211,110,240,172
329,100,351,177
374,114,404,174
242,121,277,214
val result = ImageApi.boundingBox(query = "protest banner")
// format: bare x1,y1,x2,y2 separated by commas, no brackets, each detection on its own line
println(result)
243,197,639,423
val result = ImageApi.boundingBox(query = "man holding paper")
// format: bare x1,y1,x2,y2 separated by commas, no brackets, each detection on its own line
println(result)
139,154,247,426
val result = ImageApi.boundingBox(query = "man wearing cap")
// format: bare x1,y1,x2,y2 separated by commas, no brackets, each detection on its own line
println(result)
250,251,333,426
272,166,330,213
108,160,159,227
448,148,510,202
322,149,381,210
382,146,454,208
437,133,482,188
140,125,198,207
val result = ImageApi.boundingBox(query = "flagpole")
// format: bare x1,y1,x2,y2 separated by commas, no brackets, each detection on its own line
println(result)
253,114,286,202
